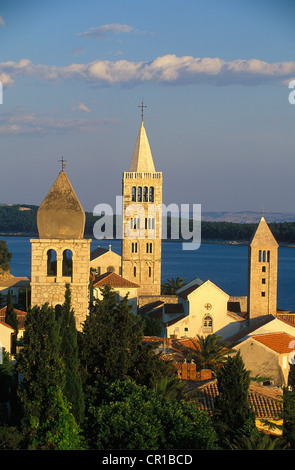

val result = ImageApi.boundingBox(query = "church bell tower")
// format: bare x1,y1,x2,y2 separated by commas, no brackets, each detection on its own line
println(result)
30,161,91,329
247,216,278,320
121,105,162,296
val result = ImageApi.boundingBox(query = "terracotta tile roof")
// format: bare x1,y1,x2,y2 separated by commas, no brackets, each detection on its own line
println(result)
253,332,295,354
276,312,295,326
92,271,140,288
0,306,27,329
195,379,283,420
171,337,200,352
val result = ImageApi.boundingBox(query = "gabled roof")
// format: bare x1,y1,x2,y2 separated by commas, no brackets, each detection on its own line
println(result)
178,278,229,300
228,314,275,346
90,246,108,261
252,332,295,354
250,216,278,248
129,121,156,173
90,245,121,261
92,271,140,289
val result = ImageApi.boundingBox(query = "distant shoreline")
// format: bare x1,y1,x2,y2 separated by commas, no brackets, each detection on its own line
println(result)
1,232,295,248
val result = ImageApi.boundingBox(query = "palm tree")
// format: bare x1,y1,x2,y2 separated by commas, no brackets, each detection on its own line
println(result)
161,277,186,295
230,433,287,450
176,334,235,373
150,375,189,401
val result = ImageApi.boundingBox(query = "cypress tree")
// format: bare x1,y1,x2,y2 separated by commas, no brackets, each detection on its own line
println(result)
5,289,18,354
5,289,18,334
214,351,256,445
16,303,80,448
57,284,85,424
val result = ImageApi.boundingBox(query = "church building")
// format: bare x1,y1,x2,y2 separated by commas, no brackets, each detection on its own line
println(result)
30,163,91,330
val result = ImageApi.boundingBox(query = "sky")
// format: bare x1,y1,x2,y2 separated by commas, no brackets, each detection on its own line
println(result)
1,0,295,215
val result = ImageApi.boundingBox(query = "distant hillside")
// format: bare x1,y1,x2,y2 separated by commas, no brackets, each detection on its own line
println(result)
201,211,295,223
1,204,295,244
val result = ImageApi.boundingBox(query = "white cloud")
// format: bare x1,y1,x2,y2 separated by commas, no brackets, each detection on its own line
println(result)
1,55,295,88
0,110,121,135
78,23,144,39
71,101,91,113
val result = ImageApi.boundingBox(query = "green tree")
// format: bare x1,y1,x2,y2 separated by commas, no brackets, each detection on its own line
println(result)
27,386,83,450
80,285,145,384
5,289,18,333
283,363,295,448
80,285,174,388
16,303,82,449
230,432,287,450
214,351,256,447
0,350,16,404
149,375,188,402
0,241,12,272
56,284,85,425
84,379,218,450
161,277,186,295
143,315,163,336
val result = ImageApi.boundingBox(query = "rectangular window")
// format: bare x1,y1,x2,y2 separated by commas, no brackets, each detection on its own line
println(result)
149,266,152,277
133,266,136,277
261,292,266,297
262,278,266,284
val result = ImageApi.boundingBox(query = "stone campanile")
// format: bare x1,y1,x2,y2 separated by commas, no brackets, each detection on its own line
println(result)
121,118,162,296
30,165,91,329
247,216,278,320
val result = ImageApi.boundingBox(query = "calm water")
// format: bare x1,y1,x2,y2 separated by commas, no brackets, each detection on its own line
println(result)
1,236,295,312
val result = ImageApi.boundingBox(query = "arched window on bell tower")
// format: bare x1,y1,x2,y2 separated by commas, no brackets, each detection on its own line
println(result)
62,249,73,279
149,186,154,202
47,249,57,276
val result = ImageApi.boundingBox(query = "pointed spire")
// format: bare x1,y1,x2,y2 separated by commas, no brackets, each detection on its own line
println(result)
250,216,278,247
129,121,156,172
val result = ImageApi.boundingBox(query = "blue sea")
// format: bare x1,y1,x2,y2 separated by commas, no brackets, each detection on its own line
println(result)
1,236,295,312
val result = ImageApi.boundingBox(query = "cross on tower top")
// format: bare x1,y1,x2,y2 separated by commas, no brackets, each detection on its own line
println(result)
138,100,147,122
58,156,67,171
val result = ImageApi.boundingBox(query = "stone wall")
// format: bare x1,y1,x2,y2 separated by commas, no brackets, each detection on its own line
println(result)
30,238,91,330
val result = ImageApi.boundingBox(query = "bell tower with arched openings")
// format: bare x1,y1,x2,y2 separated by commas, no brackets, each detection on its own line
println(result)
247,216,279,320
122,106,162,297
30,161,91,329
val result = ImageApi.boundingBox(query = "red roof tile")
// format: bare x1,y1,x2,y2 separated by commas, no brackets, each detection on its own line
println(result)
92,271,140,288
253,332,295,354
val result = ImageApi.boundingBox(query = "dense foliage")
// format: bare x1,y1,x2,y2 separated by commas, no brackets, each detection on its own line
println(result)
84,379,218,450
0,285,293,450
